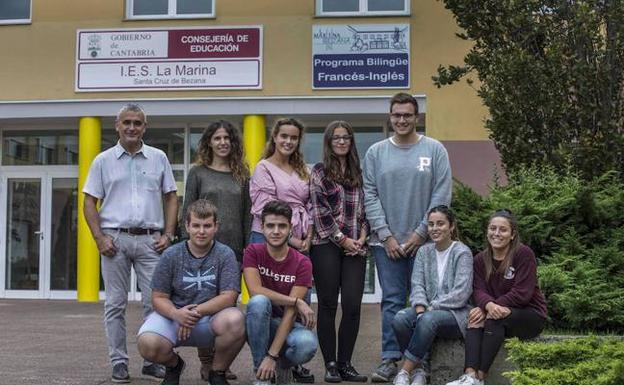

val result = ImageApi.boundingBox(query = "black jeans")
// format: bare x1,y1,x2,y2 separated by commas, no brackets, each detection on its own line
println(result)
464,307,545,374
310,242,366,364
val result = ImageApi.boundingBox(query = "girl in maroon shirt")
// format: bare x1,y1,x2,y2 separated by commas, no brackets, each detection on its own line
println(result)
446,210,547,385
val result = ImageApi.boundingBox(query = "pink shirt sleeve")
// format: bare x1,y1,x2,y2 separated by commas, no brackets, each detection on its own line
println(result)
250,161,277,218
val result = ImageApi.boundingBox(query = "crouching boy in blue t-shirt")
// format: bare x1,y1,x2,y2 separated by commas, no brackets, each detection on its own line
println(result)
137,199,244,385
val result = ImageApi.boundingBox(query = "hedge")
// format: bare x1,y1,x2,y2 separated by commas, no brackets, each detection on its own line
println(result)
452,168,624,332
504,337,624,385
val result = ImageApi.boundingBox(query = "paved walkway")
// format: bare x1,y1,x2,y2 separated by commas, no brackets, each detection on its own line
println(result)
0,299,382,385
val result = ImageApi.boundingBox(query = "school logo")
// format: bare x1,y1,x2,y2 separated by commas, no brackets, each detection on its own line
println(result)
504,266,516,280
87,34,101,58
417,157,431,171
182,266,216,290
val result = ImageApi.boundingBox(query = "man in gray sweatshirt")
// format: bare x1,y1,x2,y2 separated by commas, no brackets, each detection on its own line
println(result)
363,93,452,382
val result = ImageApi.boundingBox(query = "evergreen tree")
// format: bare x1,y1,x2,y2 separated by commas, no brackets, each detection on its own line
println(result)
434,0,624,179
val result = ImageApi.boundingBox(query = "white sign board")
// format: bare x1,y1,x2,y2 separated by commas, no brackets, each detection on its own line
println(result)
76,26,263,92
312,24,409,89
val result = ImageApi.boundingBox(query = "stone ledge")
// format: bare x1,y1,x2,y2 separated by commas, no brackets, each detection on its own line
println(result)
428,335,574,385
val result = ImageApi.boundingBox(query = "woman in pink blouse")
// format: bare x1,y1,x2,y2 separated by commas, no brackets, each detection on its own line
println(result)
249,117,315,383
249,117,312,251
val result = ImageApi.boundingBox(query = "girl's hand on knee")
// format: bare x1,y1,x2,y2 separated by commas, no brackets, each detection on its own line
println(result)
468,307,486,325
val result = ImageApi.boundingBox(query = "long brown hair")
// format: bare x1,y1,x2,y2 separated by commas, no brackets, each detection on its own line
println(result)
483,209,521,281
196,120,250,185
322,120,362,187
262,117,309,181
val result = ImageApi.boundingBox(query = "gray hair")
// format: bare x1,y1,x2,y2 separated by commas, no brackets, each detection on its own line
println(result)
116,103,147,123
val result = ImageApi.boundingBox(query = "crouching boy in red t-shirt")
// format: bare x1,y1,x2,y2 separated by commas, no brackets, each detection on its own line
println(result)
243,200,318,385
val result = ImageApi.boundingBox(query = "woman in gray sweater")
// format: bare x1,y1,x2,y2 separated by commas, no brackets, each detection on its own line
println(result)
181,120,251,381
392,205,473,385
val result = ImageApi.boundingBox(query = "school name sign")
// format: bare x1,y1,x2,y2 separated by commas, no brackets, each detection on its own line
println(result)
312,24,410,89
75,26,263,92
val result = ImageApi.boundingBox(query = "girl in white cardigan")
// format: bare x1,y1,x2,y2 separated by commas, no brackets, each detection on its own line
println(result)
392,205,474,385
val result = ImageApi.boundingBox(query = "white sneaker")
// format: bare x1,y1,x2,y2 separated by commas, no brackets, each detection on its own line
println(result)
446,374,483,385
410,368,426,385
393,369,411,385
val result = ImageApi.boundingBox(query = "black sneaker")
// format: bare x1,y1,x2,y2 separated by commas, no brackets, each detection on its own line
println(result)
112,362,130,383
292,364,315,383
324,362,342,383
338,362,367,382
161,355,186,385
208,370,230,385
142,363,166,379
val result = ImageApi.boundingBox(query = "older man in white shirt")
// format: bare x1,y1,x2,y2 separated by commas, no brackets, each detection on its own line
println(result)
83,103,178,383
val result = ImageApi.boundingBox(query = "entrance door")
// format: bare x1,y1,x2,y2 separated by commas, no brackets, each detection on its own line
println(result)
0,168,78,298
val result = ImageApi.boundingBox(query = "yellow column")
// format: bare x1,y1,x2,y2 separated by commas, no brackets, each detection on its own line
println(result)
241,115,266,304
77,117,101,302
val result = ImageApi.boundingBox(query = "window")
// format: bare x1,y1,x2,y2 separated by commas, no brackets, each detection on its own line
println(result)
2,130,78,165
127,0,214,19
316,0,409,16
0,0,31,25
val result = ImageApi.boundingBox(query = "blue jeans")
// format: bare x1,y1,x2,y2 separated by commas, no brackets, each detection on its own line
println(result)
249,231,312,304
393,307,463,363
246,295,318,370
372,246,414,360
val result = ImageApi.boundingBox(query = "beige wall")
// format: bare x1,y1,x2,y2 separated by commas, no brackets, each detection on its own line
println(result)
1,0,489,141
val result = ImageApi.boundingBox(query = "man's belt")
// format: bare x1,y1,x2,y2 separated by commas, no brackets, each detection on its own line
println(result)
117,228,160,235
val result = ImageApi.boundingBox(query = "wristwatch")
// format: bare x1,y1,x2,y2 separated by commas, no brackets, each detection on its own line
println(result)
380,235,391,243
332,231,345,244
164,233,176,243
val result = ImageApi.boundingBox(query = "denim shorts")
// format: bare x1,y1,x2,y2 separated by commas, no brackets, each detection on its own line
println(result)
138,311,215,348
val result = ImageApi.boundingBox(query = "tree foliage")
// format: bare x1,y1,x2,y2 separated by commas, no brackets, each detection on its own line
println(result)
434,0,624,178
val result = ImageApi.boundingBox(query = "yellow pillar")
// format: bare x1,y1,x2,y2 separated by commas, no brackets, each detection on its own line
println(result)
241,115,266,304
77,117,101,302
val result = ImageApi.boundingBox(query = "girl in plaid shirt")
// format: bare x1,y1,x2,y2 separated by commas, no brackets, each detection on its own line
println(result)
310,120,369,383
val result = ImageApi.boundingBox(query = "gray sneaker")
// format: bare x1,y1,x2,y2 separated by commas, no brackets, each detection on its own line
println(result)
372,359,398,382
111,362,130,383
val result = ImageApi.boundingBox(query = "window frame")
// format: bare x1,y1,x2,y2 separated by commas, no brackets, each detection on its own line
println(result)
315,0,410,17
125,0,215,20
0,0,32,25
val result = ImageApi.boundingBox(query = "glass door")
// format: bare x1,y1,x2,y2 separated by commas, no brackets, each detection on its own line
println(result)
0,168,78,298
47,174,78,298
1,172,45,298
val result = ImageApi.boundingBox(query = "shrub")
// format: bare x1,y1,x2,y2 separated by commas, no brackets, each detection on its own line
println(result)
452,168,624,332
505,337,624,385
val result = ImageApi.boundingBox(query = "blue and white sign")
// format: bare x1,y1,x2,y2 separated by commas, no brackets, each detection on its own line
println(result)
312,24,409,89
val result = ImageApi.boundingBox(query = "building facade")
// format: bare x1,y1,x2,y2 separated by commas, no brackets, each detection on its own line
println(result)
0,0,500,302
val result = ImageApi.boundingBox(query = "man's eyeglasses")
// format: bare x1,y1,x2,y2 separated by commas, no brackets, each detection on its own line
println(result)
390,113,416,121
331,135,352,143
121,119,145,127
